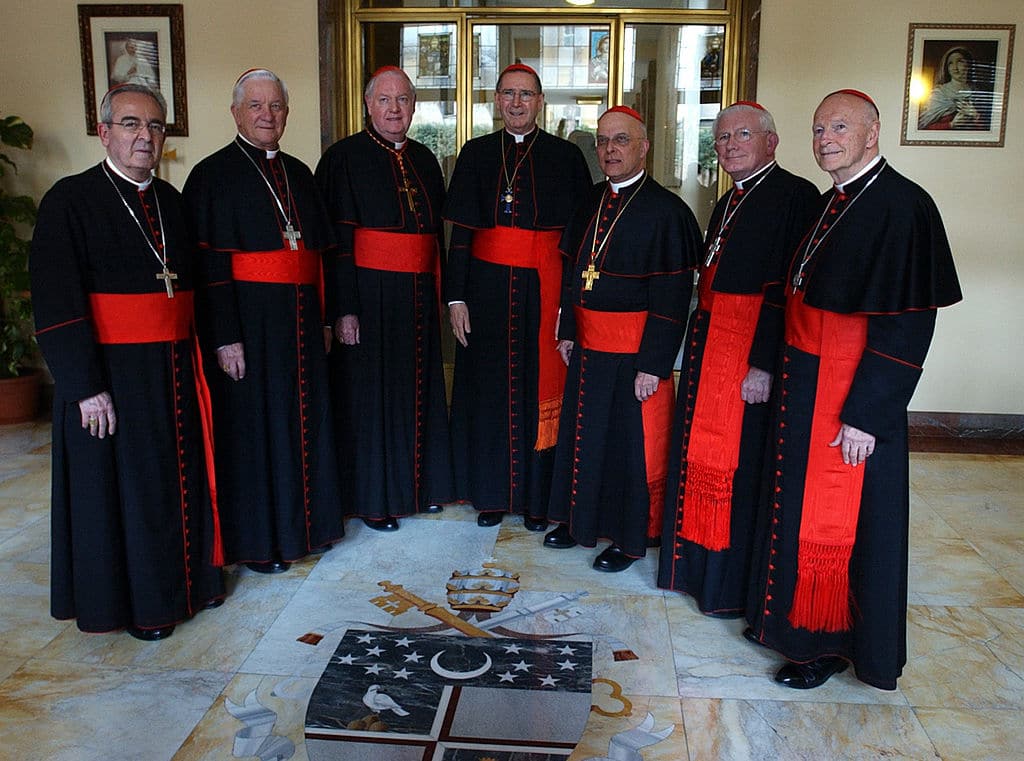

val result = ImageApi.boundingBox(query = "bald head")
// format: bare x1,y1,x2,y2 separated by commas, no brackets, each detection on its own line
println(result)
812,92,880,185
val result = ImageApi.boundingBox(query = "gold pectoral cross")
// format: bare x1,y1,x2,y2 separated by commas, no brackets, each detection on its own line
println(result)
156,266,178,298
283,223,301,251
398,180,417,212
582,263,601,291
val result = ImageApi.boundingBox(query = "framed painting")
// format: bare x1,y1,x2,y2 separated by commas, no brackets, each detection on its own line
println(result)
78,4,188,136
901,23,1015,147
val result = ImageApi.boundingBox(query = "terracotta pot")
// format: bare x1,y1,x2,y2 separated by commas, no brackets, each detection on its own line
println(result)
0,368,41,424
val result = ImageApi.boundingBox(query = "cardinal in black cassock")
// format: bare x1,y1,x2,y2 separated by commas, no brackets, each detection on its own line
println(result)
31,86,224,638
745,91,962,690
658,102,820,616
546,107,700,572
184,70,344,571
443,64,591,528
315,66,454,529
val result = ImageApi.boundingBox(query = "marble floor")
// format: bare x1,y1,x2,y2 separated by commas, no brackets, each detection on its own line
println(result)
0,420,1021,760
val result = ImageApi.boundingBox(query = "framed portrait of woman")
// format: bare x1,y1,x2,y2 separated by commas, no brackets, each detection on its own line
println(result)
901,23,1015,147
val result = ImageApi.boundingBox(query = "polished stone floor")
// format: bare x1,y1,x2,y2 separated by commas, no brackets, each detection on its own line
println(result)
0,420,1021,760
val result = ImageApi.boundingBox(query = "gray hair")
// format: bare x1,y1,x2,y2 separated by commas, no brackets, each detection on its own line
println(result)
232,69,289,108
364,68,417,102
99,84,167,124
712,103,777,137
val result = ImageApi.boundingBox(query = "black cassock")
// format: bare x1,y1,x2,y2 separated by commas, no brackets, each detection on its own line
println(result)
444,128,591,517
184,139,344,564
658,164,819,615
745,160,962,689
549,175,700,557
315,127,454,517
31,163,224,632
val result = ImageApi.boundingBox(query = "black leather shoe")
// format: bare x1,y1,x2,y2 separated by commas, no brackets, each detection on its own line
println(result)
774,656,848,689
127,625,175,641
363,517,400,532
203,598,225,610
592,545,636,573
477,512,504,527
246,560,291,574
524,515,548,532
543,524,577,548
422,504,444,514
742,626,767,647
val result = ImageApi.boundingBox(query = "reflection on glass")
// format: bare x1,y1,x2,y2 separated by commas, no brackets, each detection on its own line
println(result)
364,22,459,181
359,0,725,9
622,23,724,229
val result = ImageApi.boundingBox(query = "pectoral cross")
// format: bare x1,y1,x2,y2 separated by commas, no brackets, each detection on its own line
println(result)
283,223,301,251
502,188,514,215
582,263,601,291
398,180,417,212
156,265,178,298
705,236,722,267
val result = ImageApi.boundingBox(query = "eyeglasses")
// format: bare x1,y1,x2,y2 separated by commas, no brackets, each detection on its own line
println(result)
714,128,768,145
498,89,538,102
596,134,637,148
108,118,166,135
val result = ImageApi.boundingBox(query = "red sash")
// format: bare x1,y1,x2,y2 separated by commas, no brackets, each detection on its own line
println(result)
232,243,325,320
785,291,867,632
574,306,673,539
680,273,763,551
473,227,564,450
353,229,437,273
89,291,224,567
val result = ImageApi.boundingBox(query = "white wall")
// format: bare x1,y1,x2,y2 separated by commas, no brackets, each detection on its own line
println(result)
0,0,322,196
758,0,1023,414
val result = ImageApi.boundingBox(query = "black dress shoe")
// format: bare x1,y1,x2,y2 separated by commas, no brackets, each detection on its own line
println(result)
524,515,548,532
245,560,291,574
477,511,504,527
363,517,400,531
592,545,636,573
774,656,848,689
422,504,444,514
543,524,577,548
203,598,225,610
127,625,175,641
742,626,767,647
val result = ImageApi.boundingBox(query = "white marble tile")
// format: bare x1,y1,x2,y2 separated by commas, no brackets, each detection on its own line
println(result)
908,533,1024,607
569,695,685,761
0,560,73,659
902,605,1024,710
0,659,230,761
680,698,938,760
914,706,1024,761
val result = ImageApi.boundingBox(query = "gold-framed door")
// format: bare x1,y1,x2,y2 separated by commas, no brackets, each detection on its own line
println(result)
331,2,755,226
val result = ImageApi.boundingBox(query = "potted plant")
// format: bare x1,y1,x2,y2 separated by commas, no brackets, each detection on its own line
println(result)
0,114,40,423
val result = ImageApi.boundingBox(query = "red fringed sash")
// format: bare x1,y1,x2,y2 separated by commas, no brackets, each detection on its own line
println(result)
473,227,564,450
785,292,868,632
574,306,673,539
680,281,763,551
89,291,224,567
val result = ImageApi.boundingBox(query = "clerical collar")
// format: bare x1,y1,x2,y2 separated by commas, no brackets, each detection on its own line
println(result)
835,155,882,193
104,157,152,190
505,127,537,144
609,170,645,194
237,133,278,159
735,161,775,190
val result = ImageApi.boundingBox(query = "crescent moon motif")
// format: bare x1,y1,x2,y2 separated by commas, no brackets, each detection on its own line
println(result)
429,650,493,680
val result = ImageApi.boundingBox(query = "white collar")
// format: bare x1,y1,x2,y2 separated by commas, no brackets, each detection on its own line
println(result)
104,157,152,190
735,161,775,190
505,127,536,144
835,155,882,192
237,132,278,159
609,170,645,194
